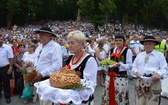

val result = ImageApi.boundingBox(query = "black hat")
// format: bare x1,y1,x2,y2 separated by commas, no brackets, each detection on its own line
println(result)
34,27,57,37
140,36,160,45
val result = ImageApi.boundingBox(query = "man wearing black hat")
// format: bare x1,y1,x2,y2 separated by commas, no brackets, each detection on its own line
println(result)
33,27,62,105
132,36,168,105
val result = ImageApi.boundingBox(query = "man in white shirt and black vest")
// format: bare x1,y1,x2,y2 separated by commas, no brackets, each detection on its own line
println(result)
0,35,14,104
33,27,62,105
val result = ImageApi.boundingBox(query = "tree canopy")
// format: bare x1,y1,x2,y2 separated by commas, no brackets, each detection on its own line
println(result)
0,0,168,30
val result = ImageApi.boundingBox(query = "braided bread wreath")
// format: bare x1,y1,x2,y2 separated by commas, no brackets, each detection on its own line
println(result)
49,67,81,88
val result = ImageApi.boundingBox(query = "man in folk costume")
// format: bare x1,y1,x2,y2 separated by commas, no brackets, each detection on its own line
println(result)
33,27,62,105
101,33,132,105
132,36,168,105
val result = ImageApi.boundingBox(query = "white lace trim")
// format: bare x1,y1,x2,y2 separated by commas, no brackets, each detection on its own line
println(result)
34,79,95,104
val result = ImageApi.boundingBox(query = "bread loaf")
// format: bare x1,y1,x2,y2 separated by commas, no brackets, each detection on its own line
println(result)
49,67,81,88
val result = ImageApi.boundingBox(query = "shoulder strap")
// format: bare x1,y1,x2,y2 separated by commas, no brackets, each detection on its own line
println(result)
78,55,92,70
122,48,128,63
76,55,93,79
65,55,73,65
65,55,93,79
110,48,114,54
123,48,128,54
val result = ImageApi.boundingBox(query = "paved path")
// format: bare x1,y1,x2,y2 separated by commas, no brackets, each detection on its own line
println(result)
0,80,168,105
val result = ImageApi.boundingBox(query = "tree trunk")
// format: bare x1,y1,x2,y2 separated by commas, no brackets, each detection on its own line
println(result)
7,12,12,29
76,9,81,29
95,23,98,32
160,23,163,31
134,11,138,30
121,14,126,30
105,14,108,29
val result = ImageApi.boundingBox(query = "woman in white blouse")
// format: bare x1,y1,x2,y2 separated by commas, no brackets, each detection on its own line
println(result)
22,43,37,104
65,30,98,105
95,39,107,87
86,38,96,56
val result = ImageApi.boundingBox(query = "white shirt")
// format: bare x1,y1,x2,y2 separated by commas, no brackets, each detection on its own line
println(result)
96,50,106,63
61,45,68,57
132,50,168,78
70,54,98,88
103,42,110,54
34,40,62,77
130,40,141,56
112,47,132,71
22,52,36,71
0,44,13,67
88,45,95,56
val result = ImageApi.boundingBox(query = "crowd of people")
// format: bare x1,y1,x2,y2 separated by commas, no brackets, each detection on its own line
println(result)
0,21,168,105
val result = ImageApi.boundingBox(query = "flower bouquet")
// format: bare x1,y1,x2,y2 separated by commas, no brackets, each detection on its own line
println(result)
142,70,156,77
22,67,37,82
139,68,157,86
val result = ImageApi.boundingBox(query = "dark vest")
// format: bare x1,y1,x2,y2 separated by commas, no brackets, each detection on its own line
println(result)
110,48,128,77
66,54,94,103
66,55,93,79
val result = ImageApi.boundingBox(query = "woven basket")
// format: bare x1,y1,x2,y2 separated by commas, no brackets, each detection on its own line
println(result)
23,72,37,82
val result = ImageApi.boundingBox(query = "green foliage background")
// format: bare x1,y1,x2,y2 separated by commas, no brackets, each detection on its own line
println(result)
0,0,168,30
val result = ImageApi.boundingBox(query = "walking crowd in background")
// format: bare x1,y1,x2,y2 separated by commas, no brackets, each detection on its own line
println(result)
0,20,168,105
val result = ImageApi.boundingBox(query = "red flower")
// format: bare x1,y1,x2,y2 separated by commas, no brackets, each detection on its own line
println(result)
65,64,71,69
119,93,123,101
115,90,119,94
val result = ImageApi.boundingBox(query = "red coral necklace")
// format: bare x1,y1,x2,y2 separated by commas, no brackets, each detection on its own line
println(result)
72,50,84,65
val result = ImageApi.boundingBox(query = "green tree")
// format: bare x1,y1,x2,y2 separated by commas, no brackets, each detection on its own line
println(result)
161,0,168,21
114,0,137,29
151,0,167,29
0,0,20,28
77,0,115,31
15,0,42,24
136,0,168,29
55,0,78,20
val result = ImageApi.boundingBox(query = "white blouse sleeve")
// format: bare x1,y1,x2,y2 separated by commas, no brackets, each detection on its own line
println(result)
119,49,132,71
83,57,98,88
157,53,168,78
131,53,141,77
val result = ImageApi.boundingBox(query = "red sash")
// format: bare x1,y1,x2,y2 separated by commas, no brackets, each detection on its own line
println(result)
109,47,125,105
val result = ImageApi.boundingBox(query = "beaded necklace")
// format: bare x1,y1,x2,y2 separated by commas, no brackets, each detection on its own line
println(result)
72,51,84,65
